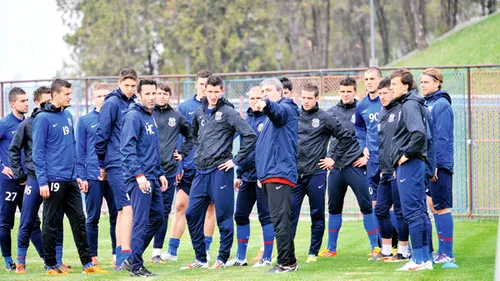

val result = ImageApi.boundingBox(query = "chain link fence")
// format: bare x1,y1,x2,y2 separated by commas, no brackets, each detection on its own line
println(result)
1,65,499,218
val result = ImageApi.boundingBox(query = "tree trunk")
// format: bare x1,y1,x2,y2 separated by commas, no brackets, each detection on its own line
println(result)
324,0,331,68
487,0,497,14
410,0,428,50
403,0,417,49
375,0,390,65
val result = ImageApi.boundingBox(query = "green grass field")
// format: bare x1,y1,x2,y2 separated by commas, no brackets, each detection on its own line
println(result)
391,12,500,67
0,217,496,280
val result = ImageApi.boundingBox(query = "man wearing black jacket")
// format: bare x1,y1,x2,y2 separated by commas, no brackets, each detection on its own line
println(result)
291,84,356,262
181,75,257,270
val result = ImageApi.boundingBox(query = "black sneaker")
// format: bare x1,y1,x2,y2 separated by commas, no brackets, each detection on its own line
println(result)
122,258,132,272
385,253,409,263
267,263,298,273
5,261,16,271
130,266,157,277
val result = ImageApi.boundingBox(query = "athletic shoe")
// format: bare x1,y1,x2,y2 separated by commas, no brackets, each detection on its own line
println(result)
150,255,164,264
385,253,409,263
392,248,398,255
161,252,178,262
252,250,264,262
130,266,157,277
91,256,98,265
82,265,109,274
368,247,381,257
368,253,393,261
180,260,209,270
424,260,434,270
318,249,338,257
206,251,211,261
58,263,72,272
434,253,456,264
396,260,426,271
46,266,68,275
15,264,26,274
441,262,459,269
122,258,132,272
5,261,16,271
267,263,299,273
114,265,124,271
306,255,317,263
253,259,273,267
225,258,248,266
209,259,226,269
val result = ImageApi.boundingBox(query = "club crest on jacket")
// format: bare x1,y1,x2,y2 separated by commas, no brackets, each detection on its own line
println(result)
215,111,222,121
168,117,176,127
311,118,320,128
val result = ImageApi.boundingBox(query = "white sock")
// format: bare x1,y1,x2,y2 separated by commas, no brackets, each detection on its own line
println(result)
113,254,116,262
152,248,161,257
382,244,392,256
398,245,409,257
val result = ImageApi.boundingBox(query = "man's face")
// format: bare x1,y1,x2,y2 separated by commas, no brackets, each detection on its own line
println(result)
53,87,72,108
248,89,262,112
93,89,108,109
420,75,440,97
390,77,408,98
156,89,171,107
301,90,318,111
195,77,209,99
261,84,282,102
139,85,157,110
339,85,356,104
283,88,293,99
35,93,52,107
118,78,137,97
205,84,224,108
379,87,394,107
11,94,29,114
364,70,381,94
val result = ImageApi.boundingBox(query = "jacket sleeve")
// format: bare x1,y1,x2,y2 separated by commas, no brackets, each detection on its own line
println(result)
75,118,88,180
326,115,355,163
8,122,27,180
32,116,49,186
178,114,193,159
433,102,453,166
121,114,143,177
190,113,200,149
403,102,427,159
425,111,436,176
354,106,367,151
227,110,257,165
95,100,117,161
263,99,290,127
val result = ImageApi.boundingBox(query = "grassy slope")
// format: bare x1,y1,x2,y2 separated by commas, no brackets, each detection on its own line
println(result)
0,218,496,281
392,13,500,67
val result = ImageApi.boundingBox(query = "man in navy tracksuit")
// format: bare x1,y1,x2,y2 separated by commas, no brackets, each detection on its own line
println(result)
95,68,137,269
121,79,168,277
33,79,107,275
389,69,432,271
150,83,193,263
292,84,357,262
166,70,216,261
0,87,28,271
254,78,299,273
182,75,256,270
226,86,274,267
420,68,457,267
76,84,117,265
375,78,410,262
320,77,379,258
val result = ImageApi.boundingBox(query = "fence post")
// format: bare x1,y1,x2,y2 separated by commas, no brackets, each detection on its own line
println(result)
85,78,89,114
466,67,473,219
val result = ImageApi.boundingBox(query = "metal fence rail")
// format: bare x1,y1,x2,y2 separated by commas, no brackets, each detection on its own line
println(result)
1,65,499,218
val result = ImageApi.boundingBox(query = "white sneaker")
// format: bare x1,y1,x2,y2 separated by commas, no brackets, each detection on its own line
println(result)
206,251,211,261
225,258,248,266
396,260,427,271
180,260,208,270
160,252,178,262
424,260,433,270
252,259,273,267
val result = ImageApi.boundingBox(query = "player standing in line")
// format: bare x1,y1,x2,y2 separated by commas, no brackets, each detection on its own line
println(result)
225,86,274,267
95,68,137,270
33,79,107,275
291,84,358,263
181,75,256,270
280,77,294,99
150,83,193,263
121,79,168,277
76,83,117,266
0,87,28,271
420,68,457,268
254,78,299,273
374,78,411,262
163,70,217,262
389,69,432,271
319,77,379,257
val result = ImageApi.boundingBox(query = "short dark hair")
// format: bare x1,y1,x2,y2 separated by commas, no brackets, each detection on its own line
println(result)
206,75,224,89
51,79,72,95
158,83,171,95
303,83,319,97
119,68,138,82
390,69,414,90
280,77,293,91
8,87,27,103
137,79,157,94
196,70,212,82
365,67,382,78
377,77,391,89
33,86,51,102
340,76,357,91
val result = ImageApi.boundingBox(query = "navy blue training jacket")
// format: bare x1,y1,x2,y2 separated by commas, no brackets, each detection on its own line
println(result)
76,109,100,181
